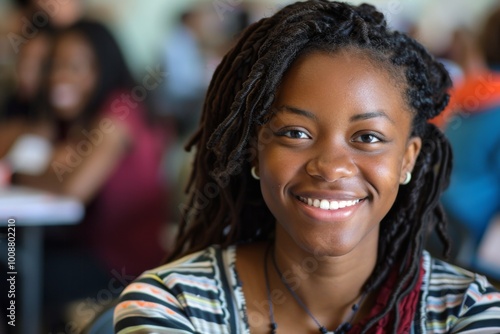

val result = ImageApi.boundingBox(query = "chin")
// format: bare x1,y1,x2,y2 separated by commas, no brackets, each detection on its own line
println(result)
310,243,357,259
292,232,360,259
54,107,82,121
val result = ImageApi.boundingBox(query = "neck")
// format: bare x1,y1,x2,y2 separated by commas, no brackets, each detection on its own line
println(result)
270,229,378,327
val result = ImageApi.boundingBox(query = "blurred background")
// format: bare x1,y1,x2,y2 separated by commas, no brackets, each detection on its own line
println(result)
0,0,499,333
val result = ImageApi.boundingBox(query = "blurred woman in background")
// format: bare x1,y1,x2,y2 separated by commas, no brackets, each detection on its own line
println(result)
11,19,169,329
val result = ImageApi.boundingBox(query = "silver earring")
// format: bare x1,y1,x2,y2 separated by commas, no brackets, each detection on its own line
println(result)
251,166,260,180
402,171,411,185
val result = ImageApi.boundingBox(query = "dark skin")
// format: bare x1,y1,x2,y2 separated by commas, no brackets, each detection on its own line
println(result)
236,50,421,333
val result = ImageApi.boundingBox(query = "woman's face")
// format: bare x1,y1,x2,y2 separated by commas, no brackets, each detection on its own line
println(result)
49,32,98,121
16,34,51,100
257,51,421,257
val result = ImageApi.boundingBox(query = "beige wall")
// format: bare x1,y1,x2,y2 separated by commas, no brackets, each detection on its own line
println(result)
83,0,499,76
84,0,201,77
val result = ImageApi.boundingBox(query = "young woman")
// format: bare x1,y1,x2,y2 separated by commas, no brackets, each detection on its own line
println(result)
114,1,500,333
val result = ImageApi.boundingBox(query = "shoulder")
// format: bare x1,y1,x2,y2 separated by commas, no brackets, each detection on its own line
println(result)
420,252,500,333
117,245,231,300
90,90,148,145
139,245,235,290
114,245,237,334
98,89,148,128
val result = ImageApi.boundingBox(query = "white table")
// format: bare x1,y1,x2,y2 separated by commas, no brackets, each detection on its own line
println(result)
0,186,84,334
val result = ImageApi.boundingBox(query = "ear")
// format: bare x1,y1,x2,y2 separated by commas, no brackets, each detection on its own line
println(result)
400,136,422,184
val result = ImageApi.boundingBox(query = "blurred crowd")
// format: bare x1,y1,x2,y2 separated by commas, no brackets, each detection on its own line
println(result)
0,0,264,332
426,7,500,282
0,0,499,332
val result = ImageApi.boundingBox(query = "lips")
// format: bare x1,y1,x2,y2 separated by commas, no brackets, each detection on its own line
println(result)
50,83,80,109
298,196,362,211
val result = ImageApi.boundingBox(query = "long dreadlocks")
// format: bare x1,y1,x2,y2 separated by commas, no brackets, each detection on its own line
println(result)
170,1,452,332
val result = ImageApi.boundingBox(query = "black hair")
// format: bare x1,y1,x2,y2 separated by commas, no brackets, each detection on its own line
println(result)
12,0,31,9
171,1,452,332
50,20,135,126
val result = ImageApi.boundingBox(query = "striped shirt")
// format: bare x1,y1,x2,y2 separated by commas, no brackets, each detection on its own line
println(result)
114,246,500,333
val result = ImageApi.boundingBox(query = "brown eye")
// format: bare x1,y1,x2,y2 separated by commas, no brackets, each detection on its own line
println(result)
354,133,382,143
277,129,310,139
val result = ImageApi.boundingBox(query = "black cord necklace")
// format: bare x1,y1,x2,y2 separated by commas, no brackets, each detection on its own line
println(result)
264,244,366,334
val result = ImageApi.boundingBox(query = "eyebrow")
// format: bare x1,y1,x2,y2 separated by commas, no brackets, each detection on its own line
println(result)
276,105,318,121
350,111,395,124
276,106,395,124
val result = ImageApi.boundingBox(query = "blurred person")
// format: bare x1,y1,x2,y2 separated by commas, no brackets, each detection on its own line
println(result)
0,14,56,192
152,6,208,230
155,3,252,229
438,7,500,278
429,28,489,128
12,0,84,29
447,28,486,77
0,29,54,173
1,0,83,62
1,28,53,120
2,0,98,115
0,0,83,158
0,0,52,120
156,7,208,139
10,19,169,330
155,1,252,139
39,0,84,29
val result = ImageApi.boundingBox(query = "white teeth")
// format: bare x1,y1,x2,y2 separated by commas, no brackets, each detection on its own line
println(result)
330,201,339,210
299,196,361,211
320,199,329,209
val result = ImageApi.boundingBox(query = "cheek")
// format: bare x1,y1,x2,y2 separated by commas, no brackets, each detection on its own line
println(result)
360,153,403,198
372,159,400,184
257,144,302,207
80,72,98,100
258,149,286,197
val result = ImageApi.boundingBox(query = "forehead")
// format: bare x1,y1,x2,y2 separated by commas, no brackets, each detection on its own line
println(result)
274,50,410,117
54,32,93,58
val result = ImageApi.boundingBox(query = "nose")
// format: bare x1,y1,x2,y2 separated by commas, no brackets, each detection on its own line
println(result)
305,142,357,182
50,64,70,85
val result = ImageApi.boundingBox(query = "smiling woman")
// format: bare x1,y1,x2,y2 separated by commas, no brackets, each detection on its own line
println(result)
257,51,421,260
114,1,500,333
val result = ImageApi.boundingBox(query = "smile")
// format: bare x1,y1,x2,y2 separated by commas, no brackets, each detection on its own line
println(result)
298,196,361,211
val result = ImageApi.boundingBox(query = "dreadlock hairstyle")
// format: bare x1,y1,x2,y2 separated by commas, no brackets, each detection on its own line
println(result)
171,1,452,332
